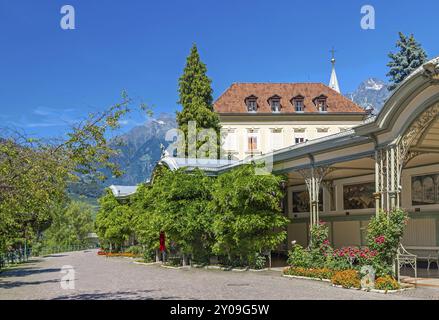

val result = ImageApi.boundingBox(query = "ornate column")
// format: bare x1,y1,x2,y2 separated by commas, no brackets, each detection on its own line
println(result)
298,166,333,227
375,145,401,213
374,103,439,213
322,180,335,212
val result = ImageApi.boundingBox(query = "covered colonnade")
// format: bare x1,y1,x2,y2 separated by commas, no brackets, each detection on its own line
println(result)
270,58,439,267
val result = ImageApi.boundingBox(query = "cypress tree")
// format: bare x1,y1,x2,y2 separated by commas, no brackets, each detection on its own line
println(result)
176,44,221,157
387,32,427,91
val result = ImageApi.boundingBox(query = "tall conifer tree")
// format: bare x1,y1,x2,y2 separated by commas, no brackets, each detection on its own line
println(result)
387,32,427,91
176,44,221,157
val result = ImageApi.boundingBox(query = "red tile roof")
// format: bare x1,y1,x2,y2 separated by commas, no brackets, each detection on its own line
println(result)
213,83,365,114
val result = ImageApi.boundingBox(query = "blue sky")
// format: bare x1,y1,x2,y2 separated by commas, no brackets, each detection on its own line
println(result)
1,0,438,137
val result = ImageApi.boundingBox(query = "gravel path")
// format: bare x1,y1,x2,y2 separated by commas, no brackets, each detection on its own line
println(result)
0,249,438,300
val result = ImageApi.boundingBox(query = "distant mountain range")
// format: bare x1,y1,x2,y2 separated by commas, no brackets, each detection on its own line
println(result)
345,78,390,114
68,113,177,199
106,113,177,186
69,78,391,200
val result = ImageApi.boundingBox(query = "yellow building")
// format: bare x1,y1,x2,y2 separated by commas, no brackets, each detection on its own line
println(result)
213,59,367,160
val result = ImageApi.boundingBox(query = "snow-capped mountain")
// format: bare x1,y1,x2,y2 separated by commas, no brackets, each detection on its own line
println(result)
68,113,177,199
345,78,390,114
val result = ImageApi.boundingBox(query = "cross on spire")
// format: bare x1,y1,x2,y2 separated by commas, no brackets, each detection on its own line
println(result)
328,47,340,93
330,47,336,65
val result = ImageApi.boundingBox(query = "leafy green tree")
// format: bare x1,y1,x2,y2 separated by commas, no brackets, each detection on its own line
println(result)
133,168,214,263
95,189,134,251
210,164,289,265
387,32,427,91
131,183,163,256
176,44,221,157
0,92,141,253
43,201,95,247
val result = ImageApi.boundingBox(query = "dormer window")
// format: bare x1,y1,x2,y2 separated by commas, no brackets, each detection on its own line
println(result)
314,95,328,112
245,95,258,113
292,95,305,112
268,95,281,113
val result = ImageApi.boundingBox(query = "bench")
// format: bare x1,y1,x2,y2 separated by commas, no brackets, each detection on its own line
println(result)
397,244,417,282
405,246,439,270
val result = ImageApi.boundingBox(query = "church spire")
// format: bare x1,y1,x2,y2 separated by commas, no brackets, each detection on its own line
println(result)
328,48,340,93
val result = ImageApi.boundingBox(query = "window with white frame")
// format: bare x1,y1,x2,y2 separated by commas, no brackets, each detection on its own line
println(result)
269,96,281,113
245,96,258,113
270,128,283,151
316,96,328,112
292,96,305,112
247,129,259,152
223,129,237,151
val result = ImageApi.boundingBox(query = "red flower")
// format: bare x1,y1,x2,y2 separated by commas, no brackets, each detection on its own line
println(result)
374,235,385,244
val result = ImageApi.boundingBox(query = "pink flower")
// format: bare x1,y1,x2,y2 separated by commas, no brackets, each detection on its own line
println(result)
374,235,385,244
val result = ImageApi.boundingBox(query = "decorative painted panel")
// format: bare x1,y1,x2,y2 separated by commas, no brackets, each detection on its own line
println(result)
292,189,323,213
343,182,375,210
411,173,439,205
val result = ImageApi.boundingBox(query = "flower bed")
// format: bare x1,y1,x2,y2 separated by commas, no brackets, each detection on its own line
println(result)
375,275,400,291
97,251,136,258
284,210,410,293
283,266,334,280
331,269,361,289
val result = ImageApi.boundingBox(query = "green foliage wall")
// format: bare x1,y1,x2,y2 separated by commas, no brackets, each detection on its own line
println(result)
210,165,289,263
43,201,95,247
97,164,289,265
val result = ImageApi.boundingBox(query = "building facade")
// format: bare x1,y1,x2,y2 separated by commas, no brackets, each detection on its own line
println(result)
156,56,439,259
214,82,367,160
110,56,439,266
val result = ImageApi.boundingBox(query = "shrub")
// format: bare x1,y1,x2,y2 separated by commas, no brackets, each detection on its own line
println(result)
375,275,400,291
310,221,330,250
330,247,377,270
331,269,361,289
284,267,334,280
125,245,143,256
31,242,43,256
367,208,408,277
249,253,267,270
143,249,156,263
287,245,312,268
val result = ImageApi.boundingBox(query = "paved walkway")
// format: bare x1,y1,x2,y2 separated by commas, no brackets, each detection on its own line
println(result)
0,250,438,300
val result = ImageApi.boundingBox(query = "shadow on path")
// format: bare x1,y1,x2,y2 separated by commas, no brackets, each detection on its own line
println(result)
0,279,60,289
52,289,182,300
0,267,60,278
42,254,68,258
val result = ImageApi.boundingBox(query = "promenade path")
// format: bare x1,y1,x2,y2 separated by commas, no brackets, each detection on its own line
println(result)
1,249,438,300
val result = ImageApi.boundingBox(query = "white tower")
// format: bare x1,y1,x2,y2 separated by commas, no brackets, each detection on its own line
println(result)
328,49,340,93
